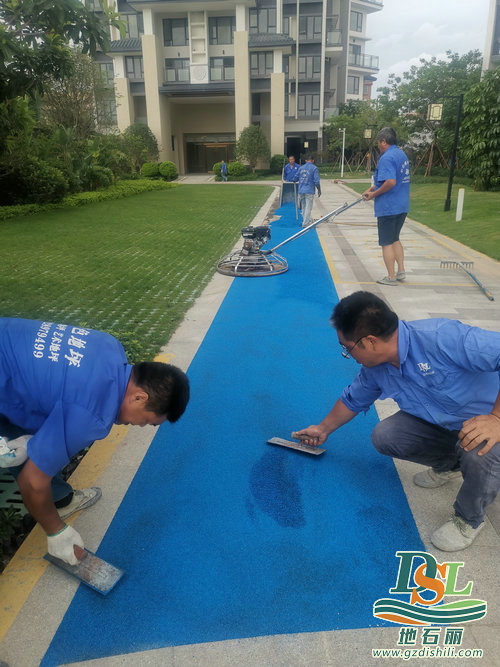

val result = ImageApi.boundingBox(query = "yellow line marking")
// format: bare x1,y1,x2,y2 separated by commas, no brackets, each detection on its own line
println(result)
0,353,165,642
318,236,341,283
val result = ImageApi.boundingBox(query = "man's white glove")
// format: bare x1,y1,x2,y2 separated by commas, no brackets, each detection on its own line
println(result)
47,524,84,566
0,434,31,468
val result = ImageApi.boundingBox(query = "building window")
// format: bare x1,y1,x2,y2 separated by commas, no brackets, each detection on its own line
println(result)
350,11,363,32
249,8,276,34
283,16,290,34
163,18,189,46
299,15,322,40
122,12,144,39
210,57,235,81
164,59,190,83
298,93,320,117
347,75,360,94
298,55,321,79
251,93,261,116
125,56,144,80
209,16,236,44
250,51,273,77
283,55,289,76
98,62,114,86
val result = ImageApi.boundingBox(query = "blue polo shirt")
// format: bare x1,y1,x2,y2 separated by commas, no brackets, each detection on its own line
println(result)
0,318,131,476
373,145,410,217
298,162,320,194
283,162,300,182
340,319,500,431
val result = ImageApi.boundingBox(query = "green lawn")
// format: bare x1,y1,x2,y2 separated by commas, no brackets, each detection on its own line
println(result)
0,185,273,359
347,182,500,261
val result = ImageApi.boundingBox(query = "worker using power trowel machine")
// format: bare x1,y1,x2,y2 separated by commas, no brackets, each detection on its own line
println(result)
293,291,500,553
0,317,189,566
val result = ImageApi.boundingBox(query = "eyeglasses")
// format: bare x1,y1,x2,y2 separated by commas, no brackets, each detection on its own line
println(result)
340,336,365,359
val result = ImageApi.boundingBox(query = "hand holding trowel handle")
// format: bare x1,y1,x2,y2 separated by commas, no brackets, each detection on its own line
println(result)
291,427,328,448
293,399,359,447
47,525,85,566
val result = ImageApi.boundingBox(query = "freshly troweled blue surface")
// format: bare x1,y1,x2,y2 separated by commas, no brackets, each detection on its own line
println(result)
42,204,423,665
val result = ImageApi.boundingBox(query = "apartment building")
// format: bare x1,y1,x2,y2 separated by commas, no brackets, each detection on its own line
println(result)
96,0,381,173
482,0,500,73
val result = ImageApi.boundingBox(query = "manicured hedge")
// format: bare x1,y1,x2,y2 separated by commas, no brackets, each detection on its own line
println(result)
0,180,177,221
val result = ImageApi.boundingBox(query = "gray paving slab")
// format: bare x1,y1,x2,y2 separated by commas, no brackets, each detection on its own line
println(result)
1,179,499,667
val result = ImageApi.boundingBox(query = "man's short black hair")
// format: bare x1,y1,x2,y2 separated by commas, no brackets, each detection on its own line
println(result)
331,291,398,342
131,362,189,422
304,153,314,161
377,127,397,145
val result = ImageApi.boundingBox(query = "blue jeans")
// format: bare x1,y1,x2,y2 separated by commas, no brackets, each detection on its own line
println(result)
299,193,314,225
0,415,73,503
371,411,500,528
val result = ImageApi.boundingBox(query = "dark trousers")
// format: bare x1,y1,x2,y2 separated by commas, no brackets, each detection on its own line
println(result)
371,411,500,528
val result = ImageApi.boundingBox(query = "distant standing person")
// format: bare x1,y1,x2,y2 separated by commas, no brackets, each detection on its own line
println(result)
363,128,410,286
282,155,300,183
298,154,321,227
221,160,227,182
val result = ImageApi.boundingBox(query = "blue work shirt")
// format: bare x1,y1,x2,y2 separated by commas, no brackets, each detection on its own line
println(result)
0,318,131,476
298,162,320,195
340,319,500,431
221,162,227,175
283,162,300,182
373,145,410,217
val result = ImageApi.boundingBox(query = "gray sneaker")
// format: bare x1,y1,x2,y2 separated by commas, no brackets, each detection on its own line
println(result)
413,468,462,488
58,487,102,519
431,514,485,551
377,276,398,286
396,271,406,281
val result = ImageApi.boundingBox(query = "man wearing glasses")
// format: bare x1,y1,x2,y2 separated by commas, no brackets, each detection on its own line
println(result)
294,291,500,551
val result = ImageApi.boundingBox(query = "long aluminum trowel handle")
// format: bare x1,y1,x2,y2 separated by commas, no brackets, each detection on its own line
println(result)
261,197,364,255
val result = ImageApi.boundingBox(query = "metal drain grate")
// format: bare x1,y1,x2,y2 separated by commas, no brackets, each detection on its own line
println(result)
0,471,27,515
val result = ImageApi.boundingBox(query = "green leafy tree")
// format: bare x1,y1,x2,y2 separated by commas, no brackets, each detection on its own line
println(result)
123,123,159,172
40,49,115,140
0,0,123,103
376,50,483,154
235,124,270,171
462,69,500,191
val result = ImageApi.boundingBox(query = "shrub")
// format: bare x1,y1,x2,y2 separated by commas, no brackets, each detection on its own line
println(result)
227,161,247,179
158,160,178,181
212,161,222,177
141,162,160,178
123,124,159,171
80,165,114,191
0,157,68,205
270,154,287,174
0,180,177,221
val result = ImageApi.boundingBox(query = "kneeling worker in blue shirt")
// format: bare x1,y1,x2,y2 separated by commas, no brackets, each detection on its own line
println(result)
0,318,189,565
294,291,500,551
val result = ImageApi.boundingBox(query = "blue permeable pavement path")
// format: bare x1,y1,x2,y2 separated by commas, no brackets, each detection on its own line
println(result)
41,203,423,665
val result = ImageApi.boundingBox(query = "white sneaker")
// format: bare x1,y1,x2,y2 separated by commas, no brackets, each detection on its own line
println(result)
57,487,102,519
413,468,462,488
431,515,485,551
377,276,398,286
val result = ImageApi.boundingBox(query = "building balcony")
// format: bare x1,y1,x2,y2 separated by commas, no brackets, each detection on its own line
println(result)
210,66,234,82
348,53,379,70
326,30,342,48
351,0,384,14
164,68,190,84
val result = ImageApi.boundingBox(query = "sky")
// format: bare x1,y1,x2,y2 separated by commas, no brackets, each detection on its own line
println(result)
366,0,491,93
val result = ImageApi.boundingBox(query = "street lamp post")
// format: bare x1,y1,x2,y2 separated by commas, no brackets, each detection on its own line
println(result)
444,93,464,212
339,127,346,178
